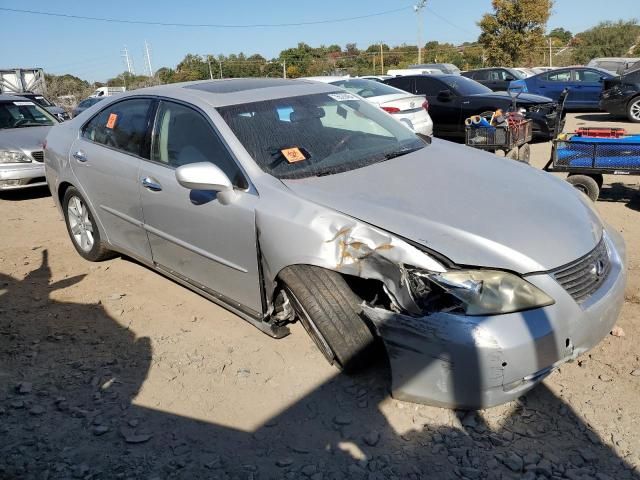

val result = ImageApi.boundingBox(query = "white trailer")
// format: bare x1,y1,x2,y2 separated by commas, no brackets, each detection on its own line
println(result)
90,86,126,97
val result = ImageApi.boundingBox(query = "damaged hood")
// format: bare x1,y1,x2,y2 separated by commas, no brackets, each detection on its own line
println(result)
281,139,602,273
0,126,50,151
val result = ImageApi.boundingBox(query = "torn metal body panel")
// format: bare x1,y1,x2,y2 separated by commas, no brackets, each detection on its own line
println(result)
254,184,446,315
363,227,626,409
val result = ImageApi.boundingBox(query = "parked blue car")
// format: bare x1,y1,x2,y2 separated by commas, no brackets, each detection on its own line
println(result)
509,67,614,110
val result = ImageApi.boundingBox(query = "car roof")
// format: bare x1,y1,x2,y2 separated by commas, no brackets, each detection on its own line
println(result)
106,78,340,108
0,94,31,101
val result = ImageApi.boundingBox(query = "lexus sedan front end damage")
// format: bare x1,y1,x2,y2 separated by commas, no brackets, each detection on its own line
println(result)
44,78,626,410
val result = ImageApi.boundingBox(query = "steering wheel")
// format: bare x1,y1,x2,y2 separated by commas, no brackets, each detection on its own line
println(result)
330,133,357,154
13,118,29,127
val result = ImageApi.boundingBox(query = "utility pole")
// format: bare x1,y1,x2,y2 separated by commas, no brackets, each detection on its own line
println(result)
218,59,223,79
121,46,135,75
283,59,287,79
380,43,384,75
414,0,427,64
207,56,214,80
143,40,154,77
373,54,376,75
549,38,553,68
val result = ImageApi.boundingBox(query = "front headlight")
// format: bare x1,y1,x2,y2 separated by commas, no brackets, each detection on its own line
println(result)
0,150,31,164
410,269,554,316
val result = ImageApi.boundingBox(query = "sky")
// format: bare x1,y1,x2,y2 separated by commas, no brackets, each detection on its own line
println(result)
1,0,637,82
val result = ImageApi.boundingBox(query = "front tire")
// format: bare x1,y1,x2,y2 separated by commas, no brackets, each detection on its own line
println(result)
279,265,377,372
63,187,113,261
566,174,600,202
627,97,640,123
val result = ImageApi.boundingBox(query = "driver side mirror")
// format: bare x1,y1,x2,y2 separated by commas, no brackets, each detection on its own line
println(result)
437,89,453,101
176,162,232,192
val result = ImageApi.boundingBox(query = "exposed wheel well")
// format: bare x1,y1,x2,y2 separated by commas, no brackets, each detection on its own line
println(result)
57,181,73,206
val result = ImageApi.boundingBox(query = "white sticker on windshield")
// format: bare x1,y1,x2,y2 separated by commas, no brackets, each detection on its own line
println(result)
328,92,359,102
14,101,35,106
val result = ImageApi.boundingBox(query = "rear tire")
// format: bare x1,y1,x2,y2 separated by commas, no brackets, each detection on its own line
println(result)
63,187,113,261
566,174,600,202
517,143,531,164
627,97,640,123
279,265,377,372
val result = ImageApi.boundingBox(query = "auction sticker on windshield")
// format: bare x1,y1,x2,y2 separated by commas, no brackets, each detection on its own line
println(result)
328,93,359,102
281,147,307,163
13,102,35,106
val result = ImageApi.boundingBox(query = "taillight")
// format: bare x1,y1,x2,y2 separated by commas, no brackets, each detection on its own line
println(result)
422,99,429,110
381,106,400,114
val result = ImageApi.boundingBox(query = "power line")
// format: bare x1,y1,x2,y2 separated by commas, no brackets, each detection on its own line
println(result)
0,5,413,28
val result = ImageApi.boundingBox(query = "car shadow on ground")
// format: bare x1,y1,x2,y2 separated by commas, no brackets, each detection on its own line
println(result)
0,186,51,202
573,113,621,123
1,251,638,479
599,182,640,212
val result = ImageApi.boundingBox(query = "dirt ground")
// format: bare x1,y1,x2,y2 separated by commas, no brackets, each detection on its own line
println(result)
1,112,639,480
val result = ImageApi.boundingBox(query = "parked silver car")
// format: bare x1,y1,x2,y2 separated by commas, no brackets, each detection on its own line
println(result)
44,79,626,409
0,94,56,190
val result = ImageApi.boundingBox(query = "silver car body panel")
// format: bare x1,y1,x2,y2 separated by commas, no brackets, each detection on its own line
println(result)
44,79,627,408
0,124,49,190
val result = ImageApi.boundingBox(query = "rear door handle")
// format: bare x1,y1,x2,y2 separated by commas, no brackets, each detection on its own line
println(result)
72,150,87,162
141,177,162,192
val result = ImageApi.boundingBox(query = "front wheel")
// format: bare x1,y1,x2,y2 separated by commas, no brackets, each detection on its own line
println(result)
278,265,378,372
627,97,640,123
566,174,600,202
63,187,113,261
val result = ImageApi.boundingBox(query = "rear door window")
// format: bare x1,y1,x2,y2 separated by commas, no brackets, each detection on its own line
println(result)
545,70,572,82
415,77,446,96
82,98,153,158
385,77,413,93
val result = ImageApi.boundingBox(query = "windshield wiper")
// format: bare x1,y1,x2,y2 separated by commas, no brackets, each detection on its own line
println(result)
384,146,424,160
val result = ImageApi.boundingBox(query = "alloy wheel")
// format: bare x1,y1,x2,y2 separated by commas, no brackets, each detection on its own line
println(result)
630,99,640,121
67,195,94,252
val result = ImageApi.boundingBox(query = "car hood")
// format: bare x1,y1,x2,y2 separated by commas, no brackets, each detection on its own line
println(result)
0,125,50,151
470,91,553,104
281,139,602,273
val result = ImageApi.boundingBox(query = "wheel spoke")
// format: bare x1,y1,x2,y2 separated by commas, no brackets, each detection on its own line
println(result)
70,224,82,235
80,231,88,250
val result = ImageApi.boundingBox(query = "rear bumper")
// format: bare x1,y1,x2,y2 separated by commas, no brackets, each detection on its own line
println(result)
365,226,626,409
0,163,46,190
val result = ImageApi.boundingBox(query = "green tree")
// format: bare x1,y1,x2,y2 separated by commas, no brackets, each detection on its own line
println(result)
549,27,573,43
572,20,640,64
478,0,553,66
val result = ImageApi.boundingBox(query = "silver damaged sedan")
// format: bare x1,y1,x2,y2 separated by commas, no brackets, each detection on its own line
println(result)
44,79,627,409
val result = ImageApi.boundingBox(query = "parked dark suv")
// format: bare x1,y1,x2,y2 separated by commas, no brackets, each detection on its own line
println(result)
600,67,640,122
461,68,526,91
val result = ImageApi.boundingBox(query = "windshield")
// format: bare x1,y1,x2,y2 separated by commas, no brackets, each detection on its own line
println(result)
217,92,426,179
30,95,55,107
441,76,492,95
507,68,526,79
0,100,56,129
329,79,406,98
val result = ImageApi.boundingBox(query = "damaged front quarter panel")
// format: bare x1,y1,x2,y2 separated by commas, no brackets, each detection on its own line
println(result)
363,305,507,410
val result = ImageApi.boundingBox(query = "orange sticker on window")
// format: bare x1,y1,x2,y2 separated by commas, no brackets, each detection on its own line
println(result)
281,147,306,163
106,113,118,129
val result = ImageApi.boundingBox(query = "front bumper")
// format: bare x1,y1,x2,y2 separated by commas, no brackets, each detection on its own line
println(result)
0,163,47,190
364,226,627,409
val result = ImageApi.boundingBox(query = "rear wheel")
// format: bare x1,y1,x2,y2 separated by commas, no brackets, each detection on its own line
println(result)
566,174,600,202
278,265,377,372
627,97,640,123
517,143,531,164
63,187,113,261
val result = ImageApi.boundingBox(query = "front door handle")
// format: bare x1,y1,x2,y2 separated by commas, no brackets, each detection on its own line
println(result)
72,150,87,162
141,177,162,192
